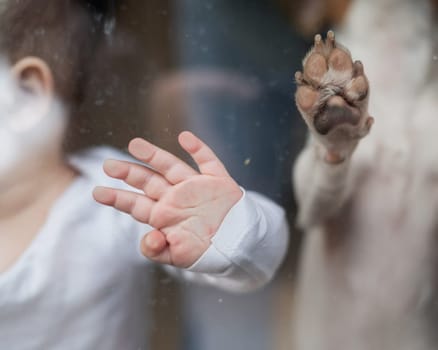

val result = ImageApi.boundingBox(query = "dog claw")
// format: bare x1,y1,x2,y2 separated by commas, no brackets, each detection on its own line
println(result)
327,30,335,47
314,34,324,51
353,60,364,76
295,71,304,84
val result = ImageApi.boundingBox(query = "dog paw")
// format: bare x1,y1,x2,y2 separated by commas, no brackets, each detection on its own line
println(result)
295,31,373,162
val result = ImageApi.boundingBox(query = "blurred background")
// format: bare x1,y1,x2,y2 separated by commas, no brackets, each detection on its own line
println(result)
64,0,319,348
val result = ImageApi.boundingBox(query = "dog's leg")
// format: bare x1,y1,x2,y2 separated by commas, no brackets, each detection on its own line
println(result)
294,31,373,229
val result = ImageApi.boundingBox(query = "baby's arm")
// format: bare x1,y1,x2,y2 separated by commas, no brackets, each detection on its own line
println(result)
93,131,289,291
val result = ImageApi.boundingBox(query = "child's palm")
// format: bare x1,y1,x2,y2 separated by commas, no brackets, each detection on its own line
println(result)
93,132,242,268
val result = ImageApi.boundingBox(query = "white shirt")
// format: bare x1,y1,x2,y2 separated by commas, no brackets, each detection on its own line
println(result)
0,147,289,350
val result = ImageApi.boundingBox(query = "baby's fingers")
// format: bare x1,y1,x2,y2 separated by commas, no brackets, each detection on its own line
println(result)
128,138,197,184
93,186,154,224
178,131,229,177
103,159,170,200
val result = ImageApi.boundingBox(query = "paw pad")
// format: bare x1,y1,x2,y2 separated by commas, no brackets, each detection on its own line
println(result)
295,31,370,138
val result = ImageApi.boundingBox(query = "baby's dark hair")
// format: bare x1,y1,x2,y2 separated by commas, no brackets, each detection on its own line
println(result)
0,0,115,109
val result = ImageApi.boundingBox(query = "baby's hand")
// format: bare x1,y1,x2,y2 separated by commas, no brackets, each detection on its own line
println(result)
93,131,243,268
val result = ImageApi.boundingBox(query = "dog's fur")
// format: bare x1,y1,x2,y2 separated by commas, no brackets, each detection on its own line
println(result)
292,0,438,349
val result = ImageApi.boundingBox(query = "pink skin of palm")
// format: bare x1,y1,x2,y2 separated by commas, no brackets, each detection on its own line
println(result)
93,131,243,268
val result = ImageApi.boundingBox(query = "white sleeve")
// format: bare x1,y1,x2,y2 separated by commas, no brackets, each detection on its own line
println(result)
163,189,290,293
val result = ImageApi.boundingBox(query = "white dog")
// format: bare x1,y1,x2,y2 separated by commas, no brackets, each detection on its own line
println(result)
292,0,438,349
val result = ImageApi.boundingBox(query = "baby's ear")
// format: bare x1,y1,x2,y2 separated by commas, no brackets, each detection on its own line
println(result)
11,56,54,99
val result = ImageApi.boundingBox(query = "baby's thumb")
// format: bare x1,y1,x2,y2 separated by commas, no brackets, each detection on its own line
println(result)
141,230,171,264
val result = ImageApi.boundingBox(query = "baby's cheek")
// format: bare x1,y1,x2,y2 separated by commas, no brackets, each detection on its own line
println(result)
0,127,20,175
